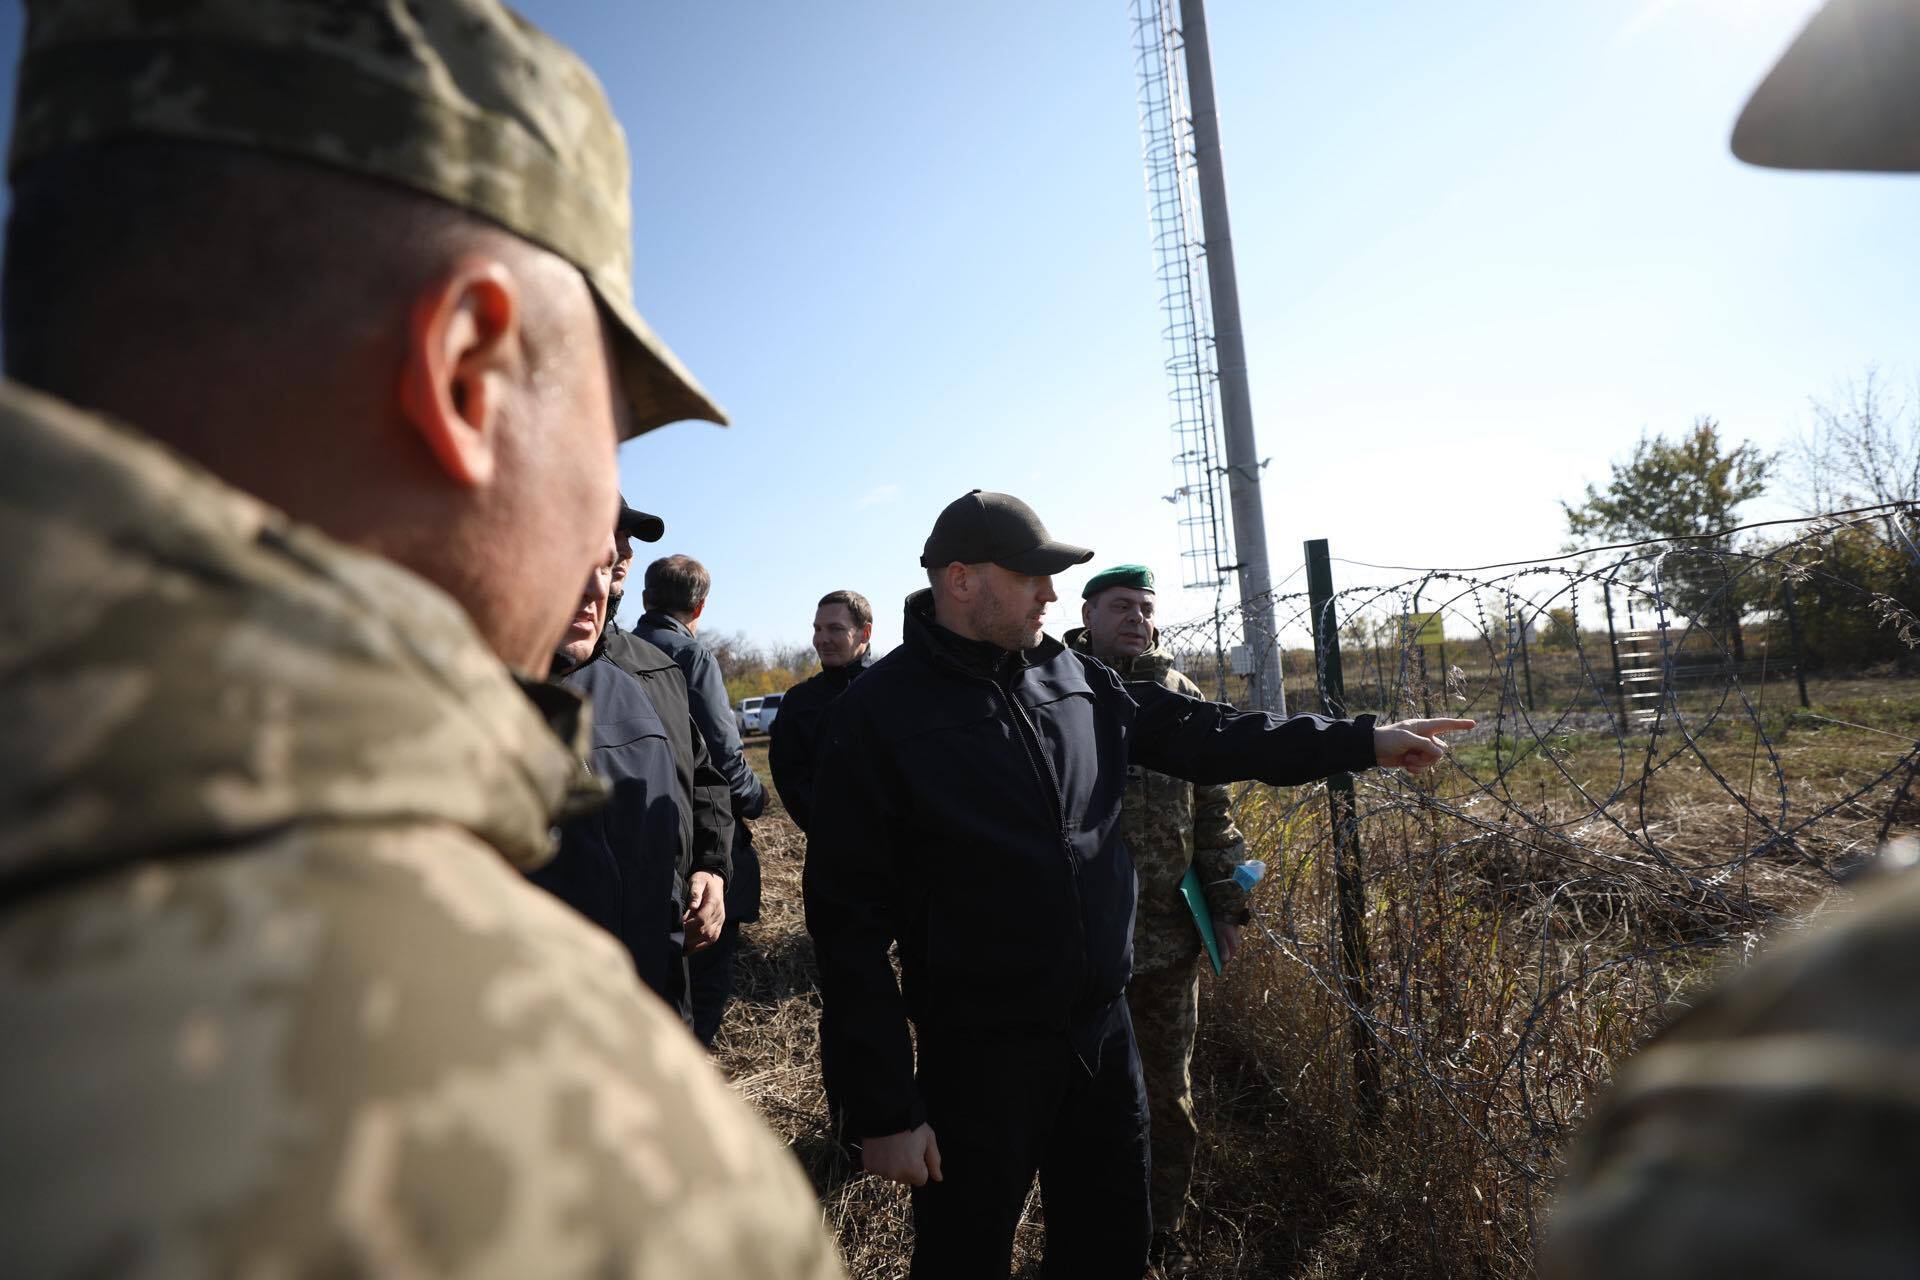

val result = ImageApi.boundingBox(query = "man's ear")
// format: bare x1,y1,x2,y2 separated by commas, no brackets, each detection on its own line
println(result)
1080,599,1094,627
398,257,521,488
691,599,706,622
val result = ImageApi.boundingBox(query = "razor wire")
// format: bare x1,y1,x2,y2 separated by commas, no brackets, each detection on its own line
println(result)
1156,507,1920,1254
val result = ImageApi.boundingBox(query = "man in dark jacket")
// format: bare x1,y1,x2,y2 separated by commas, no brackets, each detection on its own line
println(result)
804,490,1471,1278
635,554,770,1046
603,498,735,945
529,538,723,1008
771,588,875,834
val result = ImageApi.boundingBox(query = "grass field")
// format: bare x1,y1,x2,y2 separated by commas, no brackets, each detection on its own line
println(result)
720,671,1920,1278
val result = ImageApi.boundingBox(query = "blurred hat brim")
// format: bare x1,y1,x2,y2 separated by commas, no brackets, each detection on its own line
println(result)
1732,0,1920,172
616,498,665,542
590,280,730,438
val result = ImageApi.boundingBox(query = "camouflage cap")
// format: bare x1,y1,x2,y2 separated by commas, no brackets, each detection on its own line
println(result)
7,0,726,437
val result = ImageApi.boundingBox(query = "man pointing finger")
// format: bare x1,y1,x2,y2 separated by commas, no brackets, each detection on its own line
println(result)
804,489,1472,1279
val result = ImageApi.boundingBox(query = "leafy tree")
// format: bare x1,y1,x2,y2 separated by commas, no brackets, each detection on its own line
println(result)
1792,367,1920,567
1562,418,1774,550
1536,606,1580,652
1793,367,1920,513
1563,418,1774,660
1766,522,1920,673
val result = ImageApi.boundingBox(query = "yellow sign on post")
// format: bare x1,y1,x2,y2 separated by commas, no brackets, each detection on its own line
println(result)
1408,612,1445,644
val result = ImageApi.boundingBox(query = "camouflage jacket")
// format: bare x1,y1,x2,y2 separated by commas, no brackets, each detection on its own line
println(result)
1543,864,1920,1279
0,382,843,1280
1065,628,1249,974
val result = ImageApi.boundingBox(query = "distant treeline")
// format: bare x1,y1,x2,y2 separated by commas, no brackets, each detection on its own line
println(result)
705,630,820,704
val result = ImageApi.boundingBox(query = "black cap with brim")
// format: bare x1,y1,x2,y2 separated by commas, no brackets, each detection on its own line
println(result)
918,490,1093,575
996,542,1097,575
1732,0,1920,172
616,496,664,542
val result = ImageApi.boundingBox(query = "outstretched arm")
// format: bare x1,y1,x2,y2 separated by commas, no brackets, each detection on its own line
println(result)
1125,674,1471,784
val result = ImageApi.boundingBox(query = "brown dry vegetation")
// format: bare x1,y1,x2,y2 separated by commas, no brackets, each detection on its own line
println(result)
721,672,1920,1279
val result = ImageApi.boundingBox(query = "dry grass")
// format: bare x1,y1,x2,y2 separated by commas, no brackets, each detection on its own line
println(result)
721,674,1920,1278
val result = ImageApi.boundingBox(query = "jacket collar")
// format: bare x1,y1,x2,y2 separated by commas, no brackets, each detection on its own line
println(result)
1062,625,1172,680
823,650,875,686
901,589,1064,682
639,609,695,640
549,624,611,680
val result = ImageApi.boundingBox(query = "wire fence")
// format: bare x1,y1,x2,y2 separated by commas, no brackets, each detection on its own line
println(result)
1156,507,1920,1270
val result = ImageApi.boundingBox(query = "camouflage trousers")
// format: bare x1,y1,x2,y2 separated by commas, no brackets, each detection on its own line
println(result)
1129,951,1201,1234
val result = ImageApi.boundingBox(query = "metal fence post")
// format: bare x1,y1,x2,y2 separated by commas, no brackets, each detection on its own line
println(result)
1412,585,1433,718
1603,581,1627,727
1781,578,1811,709
1516,596,1537,712
1304,538,1382,1120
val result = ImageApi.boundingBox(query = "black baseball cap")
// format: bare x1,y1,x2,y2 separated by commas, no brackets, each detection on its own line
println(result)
616,496,665,542
1733,0,1920,172
919,490,1094,575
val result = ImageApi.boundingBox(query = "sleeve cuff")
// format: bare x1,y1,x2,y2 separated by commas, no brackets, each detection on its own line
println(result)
1340,713,1378,773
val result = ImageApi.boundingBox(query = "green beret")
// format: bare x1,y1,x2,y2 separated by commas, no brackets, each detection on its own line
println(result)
1082,564,1155,599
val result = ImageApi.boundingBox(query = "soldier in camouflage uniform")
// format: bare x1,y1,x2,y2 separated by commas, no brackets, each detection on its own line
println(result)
1066,564,1250,1256
1543,4,1920,1276
0,3,842,1276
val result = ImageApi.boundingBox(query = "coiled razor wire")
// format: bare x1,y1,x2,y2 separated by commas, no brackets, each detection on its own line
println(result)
1155,509,1920,1251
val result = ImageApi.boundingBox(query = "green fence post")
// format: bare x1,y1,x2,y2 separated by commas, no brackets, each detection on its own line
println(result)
1304,538,1381,1121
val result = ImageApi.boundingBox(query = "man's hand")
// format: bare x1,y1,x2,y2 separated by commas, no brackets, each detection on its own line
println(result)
1373,718,1476,773
860,1124,943,1187
683,871,726,952
1218,921,1244,968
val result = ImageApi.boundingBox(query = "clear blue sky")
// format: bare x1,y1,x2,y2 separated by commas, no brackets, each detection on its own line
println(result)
4,0,1916,655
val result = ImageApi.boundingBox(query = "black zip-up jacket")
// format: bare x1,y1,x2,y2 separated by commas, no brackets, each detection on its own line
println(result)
803,591,1377,1140
768,650,873,834
603,622,734,888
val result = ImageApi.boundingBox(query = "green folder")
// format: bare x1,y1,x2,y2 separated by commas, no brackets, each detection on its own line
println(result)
1179,866,1223,976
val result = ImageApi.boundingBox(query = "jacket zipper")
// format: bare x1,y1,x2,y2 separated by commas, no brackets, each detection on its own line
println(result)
990,675,1091,1025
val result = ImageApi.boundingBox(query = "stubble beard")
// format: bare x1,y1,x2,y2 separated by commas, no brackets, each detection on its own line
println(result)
974,595,1041,653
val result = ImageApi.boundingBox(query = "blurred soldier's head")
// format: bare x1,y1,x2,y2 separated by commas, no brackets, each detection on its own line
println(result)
610,498,666,623
643,555,712,631
1080,565,1158,664
813,590,873,668
920,491,1092,652
557,536,619,674
3,0,724,676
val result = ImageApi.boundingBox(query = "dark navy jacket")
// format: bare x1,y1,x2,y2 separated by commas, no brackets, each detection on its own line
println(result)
633,610,767,923
768,650,873,834
603,621,733,887
529,650,685,1003
803,591,1377,1140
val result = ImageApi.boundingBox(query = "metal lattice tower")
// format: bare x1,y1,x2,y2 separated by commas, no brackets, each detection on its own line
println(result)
1130,0,1285,712
1130,0,1234,597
